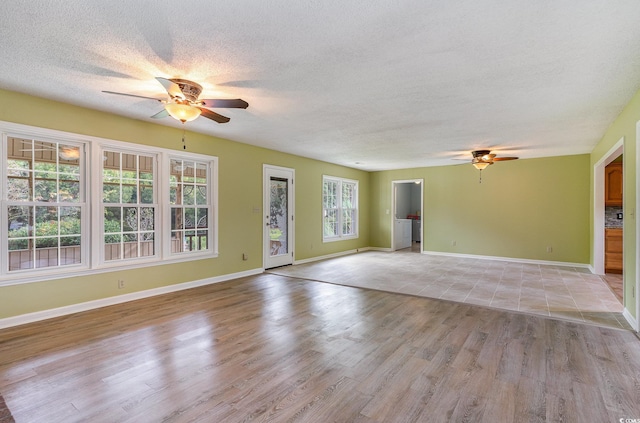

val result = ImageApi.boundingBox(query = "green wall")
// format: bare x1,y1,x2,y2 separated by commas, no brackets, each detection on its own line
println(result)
591,87,640,319
0,89,370,318
371,155,591,264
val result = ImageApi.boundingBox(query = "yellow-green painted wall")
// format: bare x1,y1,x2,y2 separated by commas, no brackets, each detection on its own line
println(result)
0,89,370,318
371,155,591,264
1,85,637,324
591,88,640,319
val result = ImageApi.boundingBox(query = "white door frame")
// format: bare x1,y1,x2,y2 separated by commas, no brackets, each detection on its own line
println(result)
391,179,424,252
263,164,295,269
634,121,640,332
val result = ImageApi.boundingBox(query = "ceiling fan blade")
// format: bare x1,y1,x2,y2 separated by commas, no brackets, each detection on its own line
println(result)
102,91,163,102
150,109,169,119
200,98,249,109
156,77,184,99
198,108,230,123
493,157,519,161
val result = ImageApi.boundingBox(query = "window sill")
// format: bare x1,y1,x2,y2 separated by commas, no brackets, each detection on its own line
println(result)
322,235,359,243
0,252,219,287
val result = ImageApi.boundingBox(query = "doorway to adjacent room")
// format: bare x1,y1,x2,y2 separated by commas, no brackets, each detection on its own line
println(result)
391,179,423,252
593,139,623,304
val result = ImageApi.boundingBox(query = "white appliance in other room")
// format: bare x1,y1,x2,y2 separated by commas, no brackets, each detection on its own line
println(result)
394,219,412,249
412,219,421,243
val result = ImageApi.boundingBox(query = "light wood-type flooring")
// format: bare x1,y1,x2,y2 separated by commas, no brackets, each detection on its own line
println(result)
1,270,640,422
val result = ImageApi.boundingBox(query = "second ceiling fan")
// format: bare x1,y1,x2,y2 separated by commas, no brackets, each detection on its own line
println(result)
103,77,248,124
469,150,519,183
470,149,518,169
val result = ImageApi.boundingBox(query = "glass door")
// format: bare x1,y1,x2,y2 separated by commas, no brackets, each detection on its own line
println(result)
264,165,294,268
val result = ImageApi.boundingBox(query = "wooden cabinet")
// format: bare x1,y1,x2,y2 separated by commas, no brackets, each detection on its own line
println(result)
605,228,623,274
605,162,623,206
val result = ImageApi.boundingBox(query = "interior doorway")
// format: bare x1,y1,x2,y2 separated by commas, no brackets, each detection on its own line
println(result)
594,139,623,276
391,179,423,252
263,165,294,269
594,140,624,309
603,154,624,303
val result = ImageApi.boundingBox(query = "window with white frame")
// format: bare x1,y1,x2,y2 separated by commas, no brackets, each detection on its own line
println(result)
5,137,84,271
169,158,211,254
1,122,218,283
102,150,157,262
323,175,358,241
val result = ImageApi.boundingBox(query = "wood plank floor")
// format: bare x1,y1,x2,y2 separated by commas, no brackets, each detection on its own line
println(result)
1,273,639,422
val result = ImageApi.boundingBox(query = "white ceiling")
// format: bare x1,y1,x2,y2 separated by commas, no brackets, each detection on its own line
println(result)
1,1,640,171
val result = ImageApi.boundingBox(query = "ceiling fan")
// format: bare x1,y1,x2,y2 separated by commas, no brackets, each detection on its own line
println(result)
470,149,518,169
469,149,519,182
103,77,249,124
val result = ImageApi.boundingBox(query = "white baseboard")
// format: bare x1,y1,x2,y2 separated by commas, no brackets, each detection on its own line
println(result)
623,308,639,332
422,250,591,270
0,268,263,330
293,247,372,265
367,247,394,252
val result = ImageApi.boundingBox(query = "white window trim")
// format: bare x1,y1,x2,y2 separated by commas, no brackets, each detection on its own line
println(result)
162,152,218,258
322,175,359,243
2,133,90,278
98,147,159,265
0,120,218,286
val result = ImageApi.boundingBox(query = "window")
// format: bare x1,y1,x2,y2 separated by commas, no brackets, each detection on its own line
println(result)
169,158,211,254
6,137,84,272
102,150,157,262
323,175,358,241
1,122,218,283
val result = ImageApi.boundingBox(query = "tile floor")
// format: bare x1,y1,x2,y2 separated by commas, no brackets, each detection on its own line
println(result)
602,273,623,302
268,248,632,331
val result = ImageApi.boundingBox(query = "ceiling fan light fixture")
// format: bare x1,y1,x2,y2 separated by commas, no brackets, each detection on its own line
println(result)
165,102,201,123
472,162,491,170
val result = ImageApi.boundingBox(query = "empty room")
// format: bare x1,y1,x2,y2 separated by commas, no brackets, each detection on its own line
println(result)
1,1,640,422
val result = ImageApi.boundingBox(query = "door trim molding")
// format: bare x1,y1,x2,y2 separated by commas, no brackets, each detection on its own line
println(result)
634,119,640,331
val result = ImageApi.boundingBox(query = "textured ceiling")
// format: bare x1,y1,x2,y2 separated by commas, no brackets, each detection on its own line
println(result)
1,1,640,170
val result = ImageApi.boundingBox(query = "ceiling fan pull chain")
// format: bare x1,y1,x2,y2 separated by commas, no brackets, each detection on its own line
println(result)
479,169,482,184
182,126,187,150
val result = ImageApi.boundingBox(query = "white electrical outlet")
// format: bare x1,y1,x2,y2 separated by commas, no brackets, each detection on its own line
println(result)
118,280,125,289
546,246,553,253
